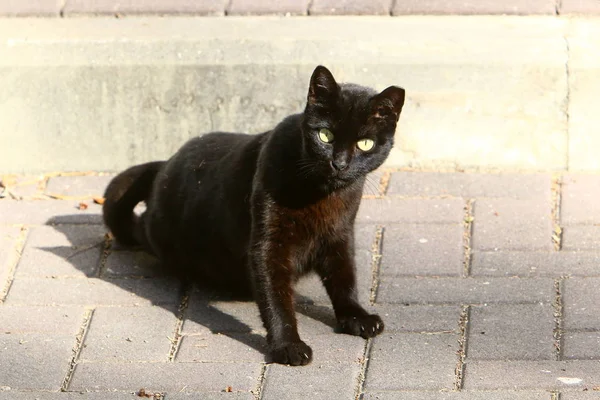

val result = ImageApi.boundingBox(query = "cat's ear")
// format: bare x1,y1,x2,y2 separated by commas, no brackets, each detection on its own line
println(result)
307,65,339,106
370,86,406,122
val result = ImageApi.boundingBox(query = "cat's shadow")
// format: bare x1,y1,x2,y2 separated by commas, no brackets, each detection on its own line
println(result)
42,214,337,362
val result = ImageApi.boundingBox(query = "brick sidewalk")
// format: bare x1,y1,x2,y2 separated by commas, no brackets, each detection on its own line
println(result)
1,170,600,399
1,0,599,17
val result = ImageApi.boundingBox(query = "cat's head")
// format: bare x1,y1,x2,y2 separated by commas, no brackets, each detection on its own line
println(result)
301,65,405,188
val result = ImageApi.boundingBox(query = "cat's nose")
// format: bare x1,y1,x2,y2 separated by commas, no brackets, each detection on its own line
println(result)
330,160,348,171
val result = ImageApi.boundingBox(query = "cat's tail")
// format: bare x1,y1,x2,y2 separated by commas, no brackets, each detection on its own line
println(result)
103,161,164,246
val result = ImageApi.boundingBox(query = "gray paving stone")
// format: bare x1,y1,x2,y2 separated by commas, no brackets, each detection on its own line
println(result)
468,304,555,360
380,223,463,276
295,268,373,306
16,225,104,278
563,331,600,360
355,223,377,271
167,393,254,400
357,198,465,224
0,227,21,292
363,391,551,400
564,278,600,330
0,393,141,400
392,0,556,15
182,294,263,335
472,198,553,251
373,304,461,332
0,305,84,334
463,360,600,389
0,200,102,225
79,306,176,362
561,393,600,400
262,362,361,399
561,0,600,14
63,0,227,16
310,0,392,15
471,250,600,277
0,334,73,390
45,175,113,198
70,362,262,392
5,277,181,306
562,226,600,251
0,175,44,198
377,277,554,305
228,0,308,15
365,333,457,390
561,175,600,225
0,0,60,16
103,250,162,277
388,172,551,199
176,333,265,362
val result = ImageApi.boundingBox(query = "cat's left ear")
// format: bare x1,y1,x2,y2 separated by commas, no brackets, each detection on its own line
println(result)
370,86,406,122
307,65,339,106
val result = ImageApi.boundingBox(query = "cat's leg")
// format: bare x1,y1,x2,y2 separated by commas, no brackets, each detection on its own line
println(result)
316,239,384,339
249,238,312,366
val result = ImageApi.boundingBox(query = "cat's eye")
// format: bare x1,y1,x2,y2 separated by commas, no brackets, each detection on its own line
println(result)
318,128,334,143
357,139,375,152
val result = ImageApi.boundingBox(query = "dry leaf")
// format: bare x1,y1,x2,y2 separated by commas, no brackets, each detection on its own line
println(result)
78,202,88,210
224,386,233,392
93,197,105,205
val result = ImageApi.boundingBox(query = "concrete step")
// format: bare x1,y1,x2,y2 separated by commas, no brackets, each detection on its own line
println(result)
1,16,599,173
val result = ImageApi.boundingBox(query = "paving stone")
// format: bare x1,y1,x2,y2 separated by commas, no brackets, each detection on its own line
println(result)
392,0,556,15
561,393,600,400
561,175,600,225
377,277,554,305
0,175,44,198
0,227,21,293
561,0,600,14
70,362,262,392
0,334,73,390
468,304,555,360
63,0,227,16
463,360,600,389
167,393,254,400
373,304,460,332
363,391,551,400
5,277,181,306
0,0,60,16
16,225,105,278
388,172,551,199
0,393,139,400
295,265,373,306
380,223,464,276
103,250,162,277
0,200,102,225
471,251,600,277
357,198,465,224
310,0,392,15
562,226,600,251
79,306,176,362
471,198,552,251
365,333,457,390
355,223,377,272
0,305,84,334
563,331,600,360
262,362,361,399
45,175,113,198
228,0,308,15
564,278,600,330
176,333,266,362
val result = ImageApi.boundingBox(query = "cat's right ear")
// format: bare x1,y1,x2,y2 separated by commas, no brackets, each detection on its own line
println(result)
307,65,339,106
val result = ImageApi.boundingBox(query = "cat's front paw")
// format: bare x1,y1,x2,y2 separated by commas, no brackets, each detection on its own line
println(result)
269,341,313,366
338,314,384,339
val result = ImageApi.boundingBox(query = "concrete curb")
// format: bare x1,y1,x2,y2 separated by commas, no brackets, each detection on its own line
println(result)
1,16,599,173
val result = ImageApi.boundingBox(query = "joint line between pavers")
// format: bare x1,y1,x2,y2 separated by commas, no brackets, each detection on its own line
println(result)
369,226,384,305
253,363,268,400
551,174,563,251
167,284,191,362
378,169,393,196
97,232,113,278
0,226,29,303
389,0,397,16
553,278,565,361
462,199,474,277
61,308,94,391
551,390,561,400
454,305,470,391
354,338,373,400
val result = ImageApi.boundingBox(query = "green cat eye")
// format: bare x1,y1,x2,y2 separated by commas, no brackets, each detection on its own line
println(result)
318,128,334,143
357,139,375,152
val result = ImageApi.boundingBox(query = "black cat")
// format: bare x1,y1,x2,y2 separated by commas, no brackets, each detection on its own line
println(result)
103,65,405,366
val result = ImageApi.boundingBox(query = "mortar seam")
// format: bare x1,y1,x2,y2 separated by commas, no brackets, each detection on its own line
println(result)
553,278,565,361
454,305,470,391
551,174,563,251
0,226,28,303
167,284,191,362
354,338,373,400
254,363,268,400
463,199,474,277
61,308,94,391
369,226,384,305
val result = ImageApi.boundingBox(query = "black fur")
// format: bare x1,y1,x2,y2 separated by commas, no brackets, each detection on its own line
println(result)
103,65,405,365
